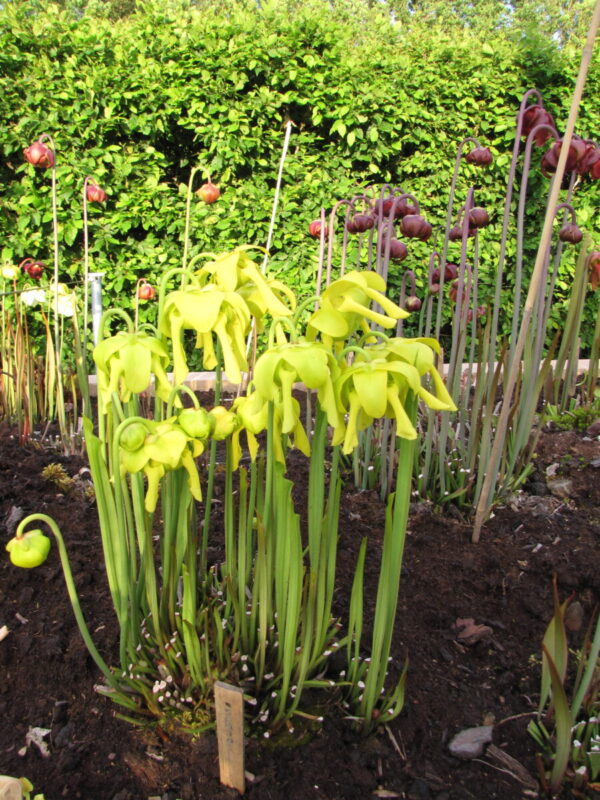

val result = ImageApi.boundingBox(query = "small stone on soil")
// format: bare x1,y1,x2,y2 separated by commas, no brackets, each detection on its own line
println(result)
448,725,493,759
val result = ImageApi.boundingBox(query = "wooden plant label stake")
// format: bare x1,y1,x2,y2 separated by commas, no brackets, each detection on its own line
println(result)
214,681,246,794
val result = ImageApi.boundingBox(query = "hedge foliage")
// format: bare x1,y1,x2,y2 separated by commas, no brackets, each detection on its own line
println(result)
1,0,598,346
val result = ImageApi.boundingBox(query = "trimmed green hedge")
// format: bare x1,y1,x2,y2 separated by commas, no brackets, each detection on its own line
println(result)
1,0,598,347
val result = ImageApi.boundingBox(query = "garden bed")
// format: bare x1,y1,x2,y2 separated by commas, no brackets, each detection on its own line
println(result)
1,422,599,800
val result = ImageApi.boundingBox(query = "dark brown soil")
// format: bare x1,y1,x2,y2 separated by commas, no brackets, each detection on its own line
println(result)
1,422,599,800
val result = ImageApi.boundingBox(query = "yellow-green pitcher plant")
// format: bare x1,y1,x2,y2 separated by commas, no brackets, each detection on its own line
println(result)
7,248,455,737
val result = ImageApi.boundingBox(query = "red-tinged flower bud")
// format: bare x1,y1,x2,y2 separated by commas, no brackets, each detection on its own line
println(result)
20,258,45,280
449,280,460,303
400,214,432,241
521,105,555,146
589,252,600,290
374,197,395,217
393,198,418,218
309,219,327,238
444,263,459,281
23,139,55,168
559,223,583,244
579,143,600,178
448,225,463,241
429,282,440,295
346,217,358,234
542,136,587,177
196,180,220,204
352,213,375,234
382,238,408,262
86,182,107,203
465,146,493,166
476,305,487,319
468,207,490,229
137,281,156,300
405,295,422,312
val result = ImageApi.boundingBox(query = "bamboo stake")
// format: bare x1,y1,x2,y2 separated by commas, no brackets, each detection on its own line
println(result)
472,0,600,543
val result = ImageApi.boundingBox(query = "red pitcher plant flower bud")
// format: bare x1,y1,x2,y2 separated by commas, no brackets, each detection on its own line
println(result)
578,141,600,179
443,263,459,281
23,139,55,169
432,263,459,284
381,238,408,262
400,214,432,241
589,252,600,290
350,213,375,234
373,197,395,217
20,258,45,280
405,295,422,312
465,146,493,166
559,223,583,244
196,180,220,204
86,182,107,203
137,281,156,300
521,105,556,146
392,198,418,218
541,135,588,177
309,219,327,238
468,207,490,230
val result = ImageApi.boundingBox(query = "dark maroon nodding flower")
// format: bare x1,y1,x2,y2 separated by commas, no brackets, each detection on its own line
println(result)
578,142,600,178
308,220,327,238
405,295,422,312
86,183,107,203
559,223,583,244
444,263,459,281
448,223,475,241
400,214,432,241
351,213,375,234
541,135,588,177
374,197,395,217
448,280,460,303
23,139,55,169
346,217,358,234
468,207,490,229
20,258,45,280
429,282,440,295
383,238,408,262
521,105,556,146
392,198,418,219
465,146,493,167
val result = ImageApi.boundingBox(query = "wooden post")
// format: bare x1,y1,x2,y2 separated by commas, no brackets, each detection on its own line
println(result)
214,681,246,794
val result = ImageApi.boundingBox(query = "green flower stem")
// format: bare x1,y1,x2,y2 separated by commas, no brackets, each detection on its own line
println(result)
360,392,417,729
15,514,116,687
200,342,222,576
223,439,236,583
347,537,368,685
